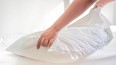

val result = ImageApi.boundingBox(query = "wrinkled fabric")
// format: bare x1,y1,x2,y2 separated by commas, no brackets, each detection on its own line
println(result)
6,7,113,63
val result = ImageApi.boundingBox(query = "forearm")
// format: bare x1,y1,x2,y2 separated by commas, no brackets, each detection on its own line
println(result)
49,0,96,32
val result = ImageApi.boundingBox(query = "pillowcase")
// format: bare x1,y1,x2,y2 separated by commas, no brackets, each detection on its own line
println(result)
6,7,113,63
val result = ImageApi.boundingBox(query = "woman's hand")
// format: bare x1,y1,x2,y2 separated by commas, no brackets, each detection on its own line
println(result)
94,0,114,8
36,27,58,49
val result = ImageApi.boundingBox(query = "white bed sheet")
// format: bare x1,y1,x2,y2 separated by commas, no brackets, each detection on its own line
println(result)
0,31,116,65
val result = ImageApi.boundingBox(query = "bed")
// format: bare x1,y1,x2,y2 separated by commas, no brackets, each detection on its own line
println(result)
0,26,116,65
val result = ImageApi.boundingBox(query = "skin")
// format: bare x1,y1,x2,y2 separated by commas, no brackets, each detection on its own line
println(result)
94,0,114,8
36,0,114,49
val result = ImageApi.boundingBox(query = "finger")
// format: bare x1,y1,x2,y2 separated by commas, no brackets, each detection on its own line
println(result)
94,4,98,8
94,1,104,8
94,3,101,8
41,38,45,47
37,37,42,49
47,39,51,47
44,39,49,47
100,3,104,7
94,5,101,8
48,39,54,47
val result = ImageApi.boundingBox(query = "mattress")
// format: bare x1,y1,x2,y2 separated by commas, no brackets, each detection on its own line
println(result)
0,27,116,65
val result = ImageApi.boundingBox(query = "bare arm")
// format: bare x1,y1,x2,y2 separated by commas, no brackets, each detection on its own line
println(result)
49,0,96,32
37,0,96,48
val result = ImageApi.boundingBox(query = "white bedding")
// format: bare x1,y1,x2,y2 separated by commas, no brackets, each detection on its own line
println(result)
0,0,115,64
0,29,116,65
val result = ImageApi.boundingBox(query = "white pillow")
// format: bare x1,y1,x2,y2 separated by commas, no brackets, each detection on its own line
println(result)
6,7,113,63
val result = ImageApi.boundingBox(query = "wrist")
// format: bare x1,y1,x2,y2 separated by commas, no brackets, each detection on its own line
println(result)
49,26,60,32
